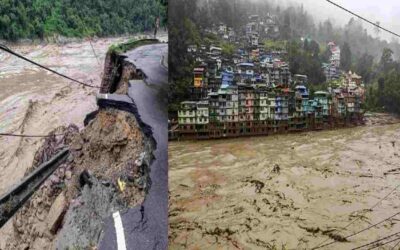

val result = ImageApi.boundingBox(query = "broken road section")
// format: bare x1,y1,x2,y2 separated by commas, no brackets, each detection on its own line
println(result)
3,39,167,250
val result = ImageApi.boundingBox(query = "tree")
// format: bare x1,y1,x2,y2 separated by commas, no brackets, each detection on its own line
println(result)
322,20,333,41
281,11,291,40
341,42,352,71
0,0,167,41
355,53,374,83
288,40,325,84
380,48,394,72
379,71,400,113
309,40,320,57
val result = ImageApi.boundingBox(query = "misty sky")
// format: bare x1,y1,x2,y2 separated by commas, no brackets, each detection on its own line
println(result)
294,0,400,41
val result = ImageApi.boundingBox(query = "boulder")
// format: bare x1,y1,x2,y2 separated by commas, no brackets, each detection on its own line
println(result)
46,193,67,234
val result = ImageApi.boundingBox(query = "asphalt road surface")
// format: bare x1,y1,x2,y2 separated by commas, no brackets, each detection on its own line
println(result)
99,43,168,250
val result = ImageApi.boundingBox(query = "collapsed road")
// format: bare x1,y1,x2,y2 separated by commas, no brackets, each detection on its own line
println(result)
0,40,168,250
99,43,168,250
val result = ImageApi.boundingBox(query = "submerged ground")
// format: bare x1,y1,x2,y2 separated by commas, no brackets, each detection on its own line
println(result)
169,114,400,249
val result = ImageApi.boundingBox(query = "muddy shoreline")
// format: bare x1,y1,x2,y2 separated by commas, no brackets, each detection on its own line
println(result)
0,31,168,47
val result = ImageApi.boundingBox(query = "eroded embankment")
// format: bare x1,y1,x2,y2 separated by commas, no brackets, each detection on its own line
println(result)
2,40,158,249
100,39,160,94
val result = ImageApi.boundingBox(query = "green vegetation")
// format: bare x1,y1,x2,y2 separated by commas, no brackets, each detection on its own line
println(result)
264,40,287,51
364,48,400,113
286,39,326,85
221,42,235,57
108,38,159,54
0,0,167,41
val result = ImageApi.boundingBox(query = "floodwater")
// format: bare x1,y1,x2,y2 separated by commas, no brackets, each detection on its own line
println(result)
0,34,167,249
169,115,400,249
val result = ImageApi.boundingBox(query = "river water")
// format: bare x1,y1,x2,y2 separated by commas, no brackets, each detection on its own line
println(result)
169,115,400,249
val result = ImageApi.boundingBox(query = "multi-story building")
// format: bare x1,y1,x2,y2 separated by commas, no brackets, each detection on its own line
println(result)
267,91,276,120
254,87,269,121
275,93,289,120
221,69,234,87
240,86,255,121
178,101,197,125
323,42,341,81
174,26,365,140
294,85,309,116
225,85,239,122
196,101,209,124
314,91,330,116
208,92,219,123
178,101,197,139
332,89,346,117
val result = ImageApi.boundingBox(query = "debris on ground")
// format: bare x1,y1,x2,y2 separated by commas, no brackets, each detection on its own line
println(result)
4,107,155,249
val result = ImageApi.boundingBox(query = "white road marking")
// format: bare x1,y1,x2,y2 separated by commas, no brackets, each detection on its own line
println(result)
113,211,127,250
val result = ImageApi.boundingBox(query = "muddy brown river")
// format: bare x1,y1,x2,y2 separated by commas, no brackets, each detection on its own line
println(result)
169,115,400,249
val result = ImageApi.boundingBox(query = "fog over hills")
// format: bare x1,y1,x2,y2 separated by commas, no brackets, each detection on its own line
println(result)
198,0,400,42
273,0,400,42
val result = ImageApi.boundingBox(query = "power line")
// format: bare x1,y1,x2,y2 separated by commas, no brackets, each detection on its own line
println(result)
0,44,100,89
0,43,10,50
368,236,400,250
89,38,101,66
390,238,400,250
0,133,64,138
314,210,400,249
325,0,400,39
353,234,400,250
313,183,400,248
351,231,400,250
367,237,400,250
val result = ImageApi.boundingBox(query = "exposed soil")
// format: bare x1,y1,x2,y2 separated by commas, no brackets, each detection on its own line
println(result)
4,106,153,249
169,113,400,249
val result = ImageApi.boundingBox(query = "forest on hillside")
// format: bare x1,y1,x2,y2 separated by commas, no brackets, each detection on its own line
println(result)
169,0,400,114
0,0,167,41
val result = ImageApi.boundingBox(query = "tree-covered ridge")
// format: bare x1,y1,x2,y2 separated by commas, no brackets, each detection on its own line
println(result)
0,0,167,41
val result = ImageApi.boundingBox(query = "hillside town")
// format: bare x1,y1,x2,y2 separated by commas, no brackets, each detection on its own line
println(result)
169,14,366,140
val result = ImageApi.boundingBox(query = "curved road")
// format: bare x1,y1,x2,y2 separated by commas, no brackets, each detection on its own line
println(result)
99,43,168,250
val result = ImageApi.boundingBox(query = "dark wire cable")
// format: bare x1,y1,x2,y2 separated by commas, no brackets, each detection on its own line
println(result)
0,44,100,89
391,238,400,250
313,183,400,249
89,38,101,66
367,237,400,250
351,231,400,250
326,0,400,39
369,237,400,250
0,43,99,137
0,133,64,138
314,211,400,249
0,43,10,50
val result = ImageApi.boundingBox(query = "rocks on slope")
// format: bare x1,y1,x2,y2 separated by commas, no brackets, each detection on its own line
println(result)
5,106,154,249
